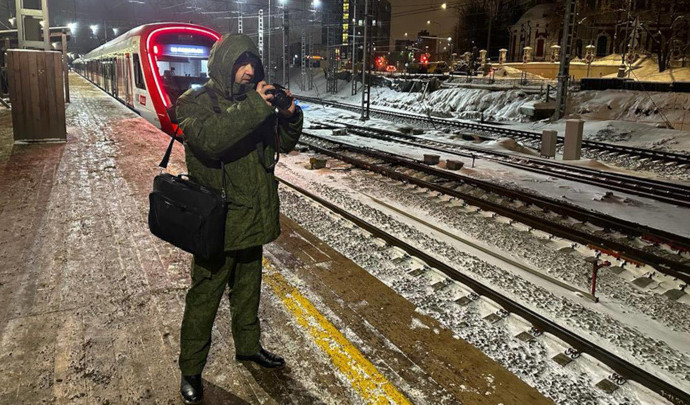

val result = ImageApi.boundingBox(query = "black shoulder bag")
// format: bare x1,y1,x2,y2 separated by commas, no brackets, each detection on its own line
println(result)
148,89,227,260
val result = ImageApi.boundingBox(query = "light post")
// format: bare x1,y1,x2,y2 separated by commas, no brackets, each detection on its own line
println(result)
426,20,442,60
113,27,119,36
585,44,595,77
9,17,16,27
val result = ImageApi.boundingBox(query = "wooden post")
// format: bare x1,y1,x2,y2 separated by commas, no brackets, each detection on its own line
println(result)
7,50,66,142
61,32,70,103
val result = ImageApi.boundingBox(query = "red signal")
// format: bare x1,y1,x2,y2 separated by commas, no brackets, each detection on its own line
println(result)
420,54,429,65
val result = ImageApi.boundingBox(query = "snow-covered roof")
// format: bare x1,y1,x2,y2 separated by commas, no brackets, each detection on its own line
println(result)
511,3,558,28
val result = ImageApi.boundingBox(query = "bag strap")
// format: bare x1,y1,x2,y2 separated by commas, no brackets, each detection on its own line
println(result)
158,126,179,169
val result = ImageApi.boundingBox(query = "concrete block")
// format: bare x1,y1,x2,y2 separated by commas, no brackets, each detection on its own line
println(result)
663,289,686,301
563,119,584,160
541,130,558,158
446,160,464,170
595,379,620,394
552,353,573,367
423,154,440,165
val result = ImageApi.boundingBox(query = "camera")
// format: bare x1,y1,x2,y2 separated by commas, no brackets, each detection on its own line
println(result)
265,83,294,110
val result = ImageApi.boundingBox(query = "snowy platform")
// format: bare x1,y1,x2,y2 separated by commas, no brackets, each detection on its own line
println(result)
0,74,550,403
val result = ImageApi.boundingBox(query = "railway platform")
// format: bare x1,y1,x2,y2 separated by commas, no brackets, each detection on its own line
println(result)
0,73,552,404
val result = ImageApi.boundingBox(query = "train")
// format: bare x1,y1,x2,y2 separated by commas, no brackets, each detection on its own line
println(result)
73,23,221,135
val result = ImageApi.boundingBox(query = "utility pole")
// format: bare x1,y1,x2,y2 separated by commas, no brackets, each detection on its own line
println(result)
618,0,632,77
300,31,306,90
327,25,338,93
351,0,358,95
267,0,272,83
308,30,313,90
238,2,243,34
360,0,370,121
553,0,576,120
282,5,287,86
258,10,264,67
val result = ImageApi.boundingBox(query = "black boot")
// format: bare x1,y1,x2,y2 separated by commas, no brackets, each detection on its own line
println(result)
180,374,203,404
236,347,286,368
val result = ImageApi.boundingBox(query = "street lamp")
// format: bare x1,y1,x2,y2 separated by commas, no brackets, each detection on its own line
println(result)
426,20,442,60
67,22,78,33
9,17,16,27
113,27,119,36
441,3,447,9
90,24,99,37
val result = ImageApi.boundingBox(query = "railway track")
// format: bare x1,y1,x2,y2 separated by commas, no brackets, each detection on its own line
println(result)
297,95,690,168
316,120,690,209
278,176,690,405
298,131,690,284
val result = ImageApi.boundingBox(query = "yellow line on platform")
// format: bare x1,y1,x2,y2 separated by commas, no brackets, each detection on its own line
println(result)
263,258,412,405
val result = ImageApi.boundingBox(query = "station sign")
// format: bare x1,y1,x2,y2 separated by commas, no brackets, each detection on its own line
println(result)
164,45,210,58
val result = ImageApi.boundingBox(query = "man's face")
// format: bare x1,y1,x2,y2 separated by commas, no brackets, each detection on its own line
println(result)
234,63,255,85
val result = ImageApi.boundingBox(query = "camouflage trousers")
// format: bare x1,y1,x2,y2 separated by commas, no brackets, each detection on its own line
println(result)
179,246,263,376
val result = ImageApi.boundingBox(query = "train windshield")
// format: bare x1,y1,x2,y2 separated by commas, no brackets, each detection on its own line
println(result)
152,32,217,105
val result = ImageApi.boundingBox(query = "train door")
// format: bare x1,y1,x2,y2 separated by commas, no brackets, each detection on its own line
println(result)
124,53,133,106
111,58,117,97
131,52,156,124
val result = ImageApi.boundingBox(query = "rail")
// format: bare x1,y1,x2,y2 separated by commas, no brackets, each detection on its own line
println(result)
300,132,690,284
278,176,690,405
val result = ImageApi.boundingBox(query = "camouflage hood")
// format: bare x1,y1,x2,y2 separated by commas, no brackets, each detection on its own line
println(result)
207,34,265,99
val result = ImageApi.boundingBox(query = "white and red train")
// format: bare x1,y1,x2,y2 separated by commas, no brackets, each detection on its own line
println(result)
73,23,221,135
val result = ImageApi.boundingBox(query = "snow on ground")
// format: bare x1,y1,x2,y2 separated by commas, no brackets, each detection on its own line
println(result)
292,68,690,152
302,108,690,239
603,55,690,83
276,155,690,404
287,68,690,404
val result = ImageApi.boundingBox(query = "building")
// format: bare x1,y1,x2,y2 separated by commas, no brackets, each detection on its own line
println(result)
322,0,391,64
508,1,690,64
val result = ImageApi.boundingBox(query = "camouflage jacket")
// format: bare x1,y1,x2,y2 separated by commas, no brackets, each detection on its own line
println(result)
176,34,303,251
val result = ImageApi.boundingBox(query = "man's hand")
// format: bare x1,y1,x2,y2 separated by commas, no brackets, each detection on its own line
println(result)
256,81,275,107
279,88,297,118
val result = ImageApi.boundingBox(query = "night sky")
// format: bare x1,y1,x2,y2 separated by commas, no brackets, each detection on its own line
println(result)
388,0,459,42
2,0,461,53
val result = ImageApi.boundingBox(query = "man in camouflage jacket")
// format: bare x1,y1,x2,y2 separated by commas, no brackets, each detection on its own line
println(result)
175,33,303,404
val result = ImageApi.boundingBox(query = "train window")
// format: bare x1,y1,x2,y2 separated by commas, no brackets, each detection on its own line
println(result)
133,54,146,90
